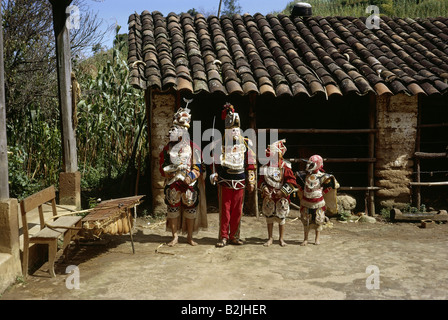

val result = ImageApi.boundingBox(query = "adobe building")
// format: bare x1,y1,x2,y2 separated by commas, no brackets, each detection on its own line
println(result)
127,10,448,216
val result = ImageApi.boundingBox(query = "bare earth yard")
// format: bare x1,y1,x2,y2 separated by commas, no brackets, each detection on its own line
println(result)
2,209,448,302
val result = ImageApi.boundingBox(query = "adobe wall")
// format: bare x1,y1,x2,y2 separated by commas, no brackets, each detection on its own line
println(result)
0,199,22,293
375,94,418,209
150,91,175,215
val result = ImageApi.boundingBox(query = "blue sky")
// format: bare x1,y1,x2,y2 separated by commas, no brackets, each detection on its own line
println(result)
84,0,293,49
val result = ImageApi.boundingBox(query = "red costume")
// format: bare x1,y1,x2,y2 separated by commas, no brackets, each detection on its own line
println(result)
296,154,339,245
212,103,256,246
296,155,339,230
159,103,207,238
258,139,297,225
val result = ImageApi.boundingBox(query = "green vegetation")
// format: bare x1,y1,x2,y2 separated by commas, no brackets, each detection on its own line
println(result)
7,28,146,200
221,0,242,16
380,207,391,220
402,203,427,214
3,0,112,200
74,27,146,193
6,20,147,202
337,210,353,221
281,0,448,17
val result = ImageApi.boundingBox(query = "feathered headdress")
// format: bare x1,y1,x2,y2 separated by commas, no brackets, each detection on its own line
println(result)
266,139,287,158
222,103,240,129
173,98,193,129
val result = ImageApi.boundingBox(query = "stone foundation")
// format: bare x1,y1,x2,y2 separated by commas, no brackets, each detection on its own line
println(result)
375,94,418,209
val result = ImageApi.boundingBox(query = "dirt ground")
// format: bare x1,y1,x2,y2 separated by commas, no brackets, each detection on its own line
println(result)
1,209,448,301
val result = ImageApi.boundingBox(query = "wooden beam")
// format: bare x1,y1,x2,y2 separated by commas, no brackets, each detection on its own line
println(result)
0,1,9,199
339,186,382,191
326,158,376,163
258,128,377,134
50,0,78,173
418,122,448,128
410,181,448,186
287,157,376,163
390,208,448,222
414,151,447,159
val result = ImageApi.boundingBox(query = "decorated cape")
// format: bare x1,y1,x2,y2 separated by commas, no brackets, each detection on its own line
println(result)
258,160,298,201
210,136,257,186
159,139,208,234
296,170,339,214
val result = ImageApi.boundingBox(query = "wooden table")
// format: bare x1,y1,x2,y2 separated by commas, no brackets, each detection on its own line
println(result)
82,195,145,253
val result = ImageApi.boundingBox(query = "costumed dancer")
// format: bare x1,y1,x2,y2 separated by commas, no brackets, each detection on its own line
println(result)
259,139,297,247
159,101,207,246
210,103,256,247
296,155,339,245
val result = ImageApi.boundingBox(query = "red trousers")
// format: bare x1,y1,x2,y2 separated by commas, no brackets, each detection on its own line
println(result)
218,185,245,240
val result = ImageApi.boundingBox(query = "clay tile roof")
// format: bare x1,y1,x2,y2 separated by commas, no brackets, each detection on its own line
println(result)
128,12,448,97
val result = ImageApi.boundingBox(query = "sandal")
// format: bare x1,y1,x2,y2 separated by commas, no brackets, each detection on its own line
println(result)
229,238,244,245
215,238,227,248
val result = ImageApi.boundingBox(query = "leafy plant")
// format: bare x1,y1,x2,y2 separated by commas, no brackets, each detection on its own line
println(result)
221,0,242,16
87,197,100,209
4,0,110,200
380,207,391,220
420,204,427,213
74,26,147,192
338,210,352,221
280,0,448,17
7,145,44,200
402,203,428,214
7,26,147,201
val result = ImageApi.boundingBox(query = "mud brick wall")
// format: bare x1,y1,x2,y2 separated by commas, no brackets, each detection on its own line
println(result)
375,94,418,209
150,92,175,214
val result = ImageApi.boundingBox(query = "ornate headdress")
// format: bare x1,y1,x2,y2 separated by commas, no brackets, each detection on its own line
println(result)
222,103,240,129
172,98,193,129
266,139,287,158
173,106,191,129
306,154,324,173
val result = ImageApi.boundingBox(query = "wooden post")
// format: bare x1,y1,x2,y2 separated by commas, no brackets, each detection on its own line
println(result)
50,0,78,173
145,88,152,199
249,93,259,218
368,93,376,216
50,0,81,208
415,98,422,209
217,0,223,17
0,1,9,200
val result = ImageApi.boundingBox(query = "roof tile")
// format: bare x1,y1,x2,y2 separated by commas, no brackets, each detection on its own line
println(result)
128,12,448,97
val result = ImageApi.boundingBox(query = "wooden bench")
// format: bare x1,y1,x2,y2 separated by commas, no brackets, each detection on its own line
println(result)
20,186,82,277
